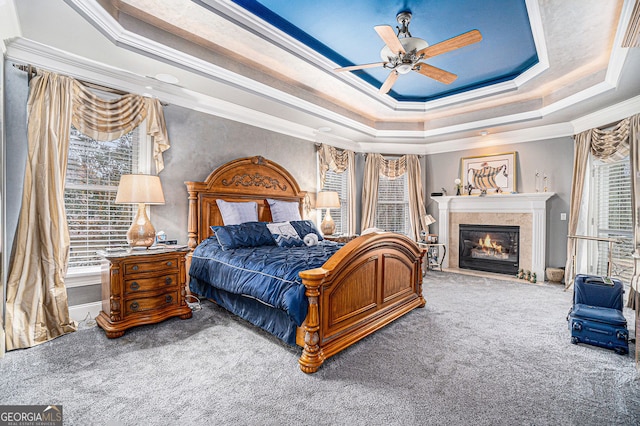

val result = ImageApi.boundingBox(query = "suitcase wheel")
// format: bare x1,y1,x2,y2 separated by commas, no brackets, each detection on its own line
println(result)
571,337,579,345
614,347,628,355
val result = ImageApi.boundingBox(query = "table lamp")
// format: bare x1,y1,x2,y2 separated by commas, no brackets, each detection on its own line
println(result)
316,191,340,236
421,214,437,242
115,174,165,248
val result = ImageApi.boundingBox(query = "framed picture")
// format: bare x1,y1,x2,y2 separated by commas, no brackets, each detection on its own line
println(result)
460,152,517,195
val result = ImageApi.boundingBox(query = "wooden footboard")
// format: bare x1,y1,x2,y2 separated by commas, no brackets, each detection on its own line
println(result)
185,156,426,374
297,232,425,373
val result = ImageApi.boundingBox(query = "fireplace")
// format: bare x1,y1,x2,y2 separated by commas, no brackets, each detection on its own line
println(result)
459,224,520,275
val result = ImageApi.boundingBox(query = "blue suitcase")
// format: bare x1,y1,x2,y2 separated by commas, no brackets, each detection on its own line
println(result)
567,274,628,355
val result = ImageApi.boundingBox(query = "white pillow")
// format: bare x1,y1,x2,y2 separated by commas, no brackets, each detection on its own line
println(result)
266,222,305,247
216,199,258,225
266,198,302,222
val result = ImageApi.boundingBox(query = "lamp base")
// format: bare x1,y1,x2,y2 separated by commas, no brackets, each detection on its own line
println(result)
127,203,156,248
320,209,336,236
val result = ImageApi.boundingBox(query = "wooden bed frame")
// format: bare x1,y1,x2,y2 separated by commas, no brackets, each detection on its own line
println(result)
185,156,425,373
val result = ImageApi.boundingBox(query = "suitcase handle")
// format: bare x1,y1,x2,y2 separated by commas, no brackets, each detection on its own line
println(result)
584,276,614,286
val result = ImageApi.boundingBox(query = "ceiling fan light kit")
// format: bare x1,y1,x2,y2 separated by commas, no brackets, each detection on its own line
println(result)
335,11,482,94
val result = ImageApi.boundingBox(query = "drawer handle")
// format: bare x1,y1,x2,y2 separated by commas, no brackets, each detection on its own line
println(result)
132,265,139,271
165,277,173,285
166,261,173,267
165,295,173,304
130,282,140,291
130,302,140,311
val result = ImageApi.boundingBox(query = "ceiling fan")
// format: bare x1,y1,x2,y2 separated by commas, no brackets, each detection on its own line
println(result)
335,12,482,94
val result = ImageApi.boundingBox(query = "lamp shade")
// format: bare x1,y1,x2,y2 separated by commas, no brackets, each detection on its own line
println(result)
115,174,165,205
423,214,436,226
316,191,340,209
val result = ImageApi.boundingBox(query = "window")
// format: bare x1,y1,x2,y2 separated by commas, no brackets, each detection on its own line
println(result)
375,173,410,235
321,168,349,234
65,125,146,271
589,157,633,283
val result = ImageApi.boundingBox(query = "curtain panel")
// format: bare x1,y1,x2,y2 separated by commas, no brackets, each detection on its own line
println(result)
360,153,427,240
564,114,639,309
5,71,171,350
317,144,357,234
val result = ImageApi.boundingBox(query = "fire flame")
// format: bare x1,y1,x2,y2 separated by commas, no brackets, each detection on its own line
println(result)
478,234,503,253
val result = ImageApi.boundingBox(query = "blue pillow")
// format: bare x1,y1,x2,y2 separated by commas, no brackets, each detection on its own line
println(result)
290,220,324,241
210,222,275,250
216,199,258,225
266,222,305,247
266,198,302,222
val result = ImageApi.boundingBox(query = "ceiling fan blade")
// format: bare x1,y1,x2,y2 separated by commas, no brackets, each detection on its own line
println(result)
379,70,399,94
417,29,482,59
374,25,406,55
415,63,458,84
335,62,386,72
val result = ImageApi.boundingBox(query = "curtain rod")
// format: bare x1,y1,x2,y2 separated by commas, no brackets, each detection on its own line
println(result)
12,63,168,105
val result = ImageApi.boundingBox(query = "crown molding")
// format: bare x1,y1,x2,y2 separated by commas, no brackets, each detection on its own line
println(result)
10,0,638,156
571,94,640,133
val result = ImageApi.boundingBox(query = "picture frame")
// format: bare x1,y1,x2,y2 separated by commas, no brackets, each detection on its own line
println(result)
460,152,517,195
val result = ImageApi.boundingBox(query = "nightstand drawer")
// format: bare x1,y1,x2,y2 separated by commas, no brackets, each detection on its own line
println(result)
124,258,178,275
125,291,178,316
124,274,178,295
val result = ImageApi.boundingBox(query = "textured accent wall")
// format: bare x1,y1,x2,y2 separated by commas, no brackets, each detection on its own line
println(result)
151,104,318,244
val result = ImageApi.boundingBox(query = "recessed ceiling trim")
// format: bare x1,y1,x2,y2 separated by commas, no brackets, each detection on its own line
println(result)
195,0,547,111
571,94,640,134
606,0,637,85
419,122,575,155
44,0,640,152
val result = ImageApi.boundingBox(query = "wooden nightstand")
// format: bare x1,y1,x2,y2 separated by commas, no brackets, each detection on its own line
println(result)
95,248,192,338
323,234,359,243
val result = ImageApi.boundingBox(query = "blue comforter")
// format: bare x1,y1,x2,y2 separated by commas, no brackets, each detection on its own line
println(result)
189,237,343,326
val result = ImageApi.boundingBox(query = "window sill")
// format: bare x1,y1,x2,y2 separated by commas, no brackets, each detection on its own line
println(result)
65,266,101,288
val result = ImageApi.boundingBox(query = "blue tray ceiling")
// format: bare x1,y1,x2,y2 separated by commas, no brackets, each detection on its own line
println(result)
229,0,538,102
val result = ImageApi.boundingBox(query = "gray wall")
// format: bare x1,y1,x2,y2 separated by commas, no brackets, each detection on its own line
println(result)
3,57,573,286
424,138,574,268
153,105,318,244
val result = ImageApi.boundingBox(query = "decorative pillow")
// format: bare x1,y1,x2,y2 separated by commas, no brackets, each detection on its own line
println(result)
290,220,324,241
303,233,319,246
266,222,305,248
266,198,302,222
216,199,258,225
210,222,275,250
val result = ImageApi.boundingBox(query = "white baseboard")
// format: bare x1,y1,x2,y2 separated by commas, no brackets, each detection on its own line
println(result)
69,302,102,324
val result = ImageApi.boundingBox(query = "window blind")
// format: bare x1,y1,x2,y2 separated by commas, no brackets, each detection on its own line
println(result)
592,158,633,283
65,126,138,269
375,174,410,235
322,168,349,234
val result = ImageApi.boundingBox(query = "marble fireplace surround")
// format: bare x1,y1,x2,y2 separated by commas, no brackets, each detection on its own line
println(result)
431,193,555,279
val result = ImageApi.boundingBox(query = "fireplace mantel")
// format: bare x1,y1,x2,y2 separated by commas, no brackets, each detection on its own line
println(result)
431,193,555,279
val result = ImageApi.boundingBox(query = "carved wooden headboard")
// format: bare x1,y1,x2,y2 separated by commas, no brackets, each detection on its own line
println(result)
185,156,306,249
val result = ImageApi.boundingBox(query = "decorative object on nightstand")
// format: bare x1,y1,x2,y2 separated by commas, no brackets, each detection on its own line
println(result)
420,214,437,242
95,248,192,338
316,191,340,236
115,174,165,248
